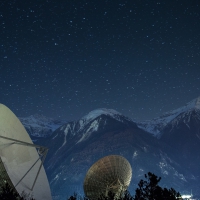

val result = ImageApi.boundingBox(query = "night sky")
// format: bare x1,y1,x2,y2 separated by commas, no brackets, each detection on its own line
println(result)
1,0,200,121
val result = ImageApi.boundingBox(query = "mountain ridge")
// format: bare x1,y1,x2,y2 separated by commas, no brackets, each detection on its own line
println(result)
18,97,200,199
19,114,67,140
137,96,200,137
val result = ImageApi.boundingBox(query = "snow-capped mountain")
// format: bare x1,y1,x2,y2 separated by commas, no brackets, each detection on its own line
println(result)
135,96,200,195
19,114,67,139
158,98,200,179
137,97,200,137
42,108,137,161
48,108,135,146
81,108,131,124
36,108,195,200
23,99,200,199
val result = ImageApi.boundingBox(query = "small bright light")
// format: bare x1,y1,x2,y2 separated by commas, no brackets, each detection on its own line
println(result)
181,194,192,198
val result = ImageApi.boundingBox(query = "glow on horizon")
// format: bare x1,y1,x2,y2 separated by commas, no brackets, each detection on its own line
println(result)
181,194,192,198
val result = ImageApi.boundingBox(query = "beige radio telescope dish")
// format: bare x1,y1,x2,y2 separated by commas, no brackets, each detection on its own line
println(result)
0,104,52,200
83,155,132,199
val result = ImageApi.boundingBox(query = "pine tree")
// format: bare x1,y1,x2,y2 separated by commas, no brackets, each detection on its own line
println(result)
134,172,182,200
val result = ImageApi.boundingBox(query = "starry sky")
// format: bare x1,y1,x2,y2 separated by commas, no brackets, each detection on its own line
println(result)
1,0,200,121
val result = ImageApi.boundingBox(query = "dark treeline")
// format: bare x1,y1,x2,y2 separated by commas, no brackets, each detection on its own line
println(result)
0,172,182,200
68,172,182,200
0,182,35,200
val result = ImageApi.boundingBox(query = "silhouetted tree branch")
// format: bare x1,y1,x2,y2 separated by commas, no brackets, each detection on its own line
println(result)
0,183,36,200
134,172,182,200
67,172,182,200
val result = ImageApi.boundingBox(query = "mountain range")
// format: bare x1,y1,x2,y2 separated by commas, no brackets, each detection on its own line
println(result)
19,114,67,141
20,97,200,200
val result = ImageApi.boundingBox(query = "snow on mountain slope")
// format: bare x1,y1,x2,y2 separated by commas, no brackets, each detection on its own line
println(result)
59,108,133,139
20,114,67,138
45,118,194,200
82,108,123,123
137,97,200,137
46,108,137,159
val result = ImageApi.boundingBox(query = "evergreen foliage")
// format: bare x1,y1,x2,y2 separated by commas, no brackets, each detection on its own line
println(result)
0,183,36,200
134,172,181,200
0,172,181,200
68,172,182,200
0,183,19,200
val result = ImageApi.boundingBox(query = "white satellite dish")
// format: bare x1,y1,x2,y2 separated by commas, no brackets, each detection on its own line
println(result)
0,104,52,200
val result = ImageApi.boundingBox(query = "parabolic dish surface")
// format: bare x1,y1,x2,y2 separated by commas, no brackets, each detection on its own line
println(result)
83,155,132,199
0,104,52,200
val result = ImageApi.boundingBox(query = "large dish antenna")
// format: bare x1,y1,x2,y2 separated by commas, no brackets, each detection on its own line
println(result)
83,155,132,199
0,104,52,200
